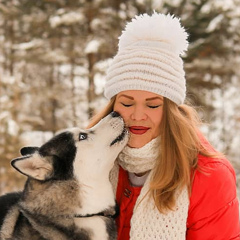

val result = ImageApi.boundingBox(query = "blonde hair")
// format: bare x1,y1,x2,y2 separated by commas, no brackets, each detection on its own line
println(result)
87,97,219,213
87,98,116,129
150,99,219,212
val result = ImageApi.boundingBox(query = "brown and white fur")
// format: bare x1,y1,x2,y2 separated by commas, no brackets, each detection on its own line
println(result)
0,111,128,240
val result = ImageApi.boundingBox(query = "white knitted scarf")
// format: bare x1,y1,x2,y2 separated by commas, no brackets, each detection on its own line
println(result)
118,137,160,174
110,138,190,240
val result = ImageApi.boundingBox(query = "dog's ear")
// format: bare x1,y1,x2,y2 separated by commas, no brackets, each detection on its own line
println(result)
11,154,53,181
20,147,39,156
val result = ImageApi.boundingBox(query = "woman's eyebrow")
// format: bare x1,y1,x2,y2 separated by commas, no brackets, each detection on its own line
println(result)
118,95,163,101
118,94,134,100
146,97,163,101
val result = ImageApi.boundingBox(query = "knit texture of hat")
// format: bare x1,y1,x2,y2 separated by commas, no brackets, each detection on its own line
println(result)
104,12,189,105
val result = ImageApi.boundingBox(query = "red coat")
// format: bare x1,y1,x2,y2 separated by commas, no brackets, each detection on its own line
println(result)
116,155,240,239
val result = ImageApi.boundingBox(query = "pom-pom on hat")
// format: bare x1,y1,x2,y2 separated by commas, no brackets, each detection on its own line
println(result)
104,12,189,105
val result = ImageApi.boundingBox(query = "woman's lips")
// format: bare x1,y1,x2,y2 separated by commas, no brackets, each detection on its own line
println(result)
129,126,150,135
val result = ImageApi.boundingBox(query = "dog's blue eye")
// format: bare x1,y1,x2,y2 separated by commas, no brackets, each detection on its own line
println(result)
79,133,87,141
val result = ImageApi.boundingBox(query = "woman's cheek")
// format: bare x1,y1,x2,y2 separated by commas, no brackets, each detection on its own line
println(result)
114,104,130,120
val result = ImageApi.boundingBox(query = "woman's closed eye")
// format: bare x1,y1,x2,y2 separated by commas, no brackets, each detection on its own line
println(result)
147,104,162,109
121,102,133,107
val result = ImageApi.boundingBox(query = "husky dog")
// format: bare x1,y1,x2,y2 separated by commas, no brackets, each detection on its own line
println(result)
0,111,128,240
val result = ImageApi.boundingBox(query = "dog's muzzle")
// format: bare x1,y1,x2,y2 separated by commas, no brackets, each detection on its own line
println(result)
110,111,128,146
110,128,128,146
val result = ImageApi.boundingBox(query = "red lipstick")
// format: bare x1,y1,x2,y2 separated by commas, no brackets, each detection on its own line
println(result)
129,126,150,135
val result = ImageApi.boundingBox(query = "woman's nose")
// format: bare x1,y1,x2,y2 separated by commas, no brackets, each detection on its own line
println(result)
130,106,147,121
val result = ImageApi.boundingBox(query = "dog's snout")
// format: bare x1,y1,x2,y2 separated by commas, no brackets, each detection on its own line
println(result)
111,111,120,118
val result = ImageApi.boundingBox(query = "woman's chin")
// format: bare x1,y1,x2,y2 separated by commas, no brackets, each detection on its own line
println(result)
127,136,151,148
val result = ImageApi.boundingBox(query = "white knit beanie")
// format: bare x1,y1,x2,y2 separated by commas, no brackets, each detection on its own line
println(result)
104,12,189,105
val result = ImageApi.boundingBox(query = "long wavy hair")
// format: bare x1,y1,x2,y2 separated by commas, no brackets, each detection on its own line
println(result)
87,97,220,212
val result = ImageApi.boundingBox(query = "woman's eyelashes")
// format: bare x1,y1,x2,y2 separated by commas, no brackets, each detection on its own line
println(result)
121,102,133,107
121,102,162,109
147,104,162,109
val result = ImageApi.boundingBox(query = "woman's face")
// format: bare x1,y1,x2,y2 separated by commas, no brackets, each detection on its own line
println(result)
114,90,164,148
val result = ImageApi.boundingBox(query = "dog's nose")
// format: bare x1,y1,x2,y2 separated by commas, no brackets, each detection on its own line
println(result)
111,111,120,118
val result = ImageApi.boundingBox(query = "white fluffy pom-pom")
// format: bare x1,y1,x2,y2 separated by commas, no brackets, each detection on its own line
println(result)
119,12,188,55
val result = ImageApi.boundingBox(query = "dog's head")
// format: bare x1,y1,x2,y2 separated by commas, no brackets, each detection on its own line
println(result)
11,112,128,182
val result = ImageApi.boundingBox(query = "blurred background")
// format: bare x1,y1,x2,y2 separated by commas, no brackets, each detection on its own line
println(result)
0,0,239,197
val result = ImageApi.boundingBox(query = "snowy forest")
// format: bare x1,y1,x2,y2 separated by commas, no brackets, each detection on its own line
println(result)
0,0,239,196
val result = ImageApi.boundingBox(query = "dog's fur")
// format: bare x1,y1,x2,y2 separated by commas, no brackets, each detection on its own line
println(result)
0,112,128,240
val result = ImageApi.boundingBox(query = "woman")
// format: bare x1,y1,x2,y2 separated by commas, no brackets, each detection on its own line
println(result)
88,13,240,239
